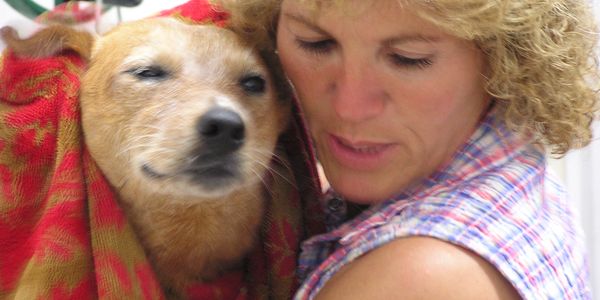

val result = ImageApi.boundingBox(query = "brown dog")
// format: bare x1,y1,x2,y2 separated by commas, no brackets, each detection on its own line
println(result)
1,17,290,297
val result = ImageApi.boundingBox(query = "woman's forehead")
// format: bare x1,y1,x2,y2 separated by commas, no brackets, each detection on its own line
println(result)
282,0,408,11
279,0,446,38
280,0,416,19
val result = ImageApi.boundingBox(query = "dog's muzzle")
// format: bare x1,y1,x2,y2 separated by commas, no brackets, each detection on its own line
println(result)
140,107,247,191
182,108,246,188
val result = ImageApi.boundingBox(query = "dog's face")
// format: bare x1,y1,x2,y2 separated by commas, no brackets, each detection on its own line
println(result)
81,18,289,198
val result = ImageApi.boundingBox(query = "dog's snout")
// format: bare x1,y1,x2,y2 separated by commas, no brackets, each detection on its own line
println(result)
197,108,245,153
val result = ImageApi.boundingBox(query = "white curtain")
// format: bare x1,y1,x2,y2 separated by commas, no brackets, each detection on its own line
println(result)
561,121,600,297
554,2,600,296
561,1,600,295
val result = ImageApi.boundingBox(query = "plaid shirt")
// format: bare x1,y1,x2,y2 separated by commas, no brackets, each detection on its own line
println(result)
294,106,591,300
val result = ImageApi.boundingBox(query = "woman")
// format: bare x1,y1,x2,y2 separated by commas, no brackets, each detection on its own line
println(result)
218,0,597,299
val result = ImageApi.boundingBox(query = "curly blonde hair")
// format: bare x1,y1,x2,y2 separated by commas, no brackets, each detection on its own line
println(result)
214,0,599,155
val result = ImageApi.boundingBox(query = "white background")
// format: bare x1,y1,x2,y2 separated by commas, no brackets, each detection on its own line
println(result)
559,2,600,297
0,0,598,297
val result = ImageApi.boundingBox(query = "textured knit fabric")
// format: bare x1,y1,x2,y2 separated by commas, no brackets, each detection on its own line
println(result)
0,0,325,299
294,105,591,300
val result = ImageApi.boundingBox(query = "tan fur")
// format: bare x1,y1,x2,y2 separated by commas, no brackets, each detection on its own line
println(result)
2,18,290,298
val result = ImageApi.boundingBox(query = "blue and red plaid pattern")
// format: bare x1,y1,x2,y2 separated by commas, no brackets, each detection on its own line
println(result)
295,106,591,300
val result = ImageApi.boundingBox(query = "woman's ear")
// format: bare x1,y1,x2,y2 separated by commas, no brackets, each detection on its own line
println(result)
1,25,94,60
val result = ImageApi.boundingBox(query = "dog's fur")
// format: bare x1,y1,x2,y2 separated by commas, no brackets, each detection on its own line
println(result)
1,17,290,297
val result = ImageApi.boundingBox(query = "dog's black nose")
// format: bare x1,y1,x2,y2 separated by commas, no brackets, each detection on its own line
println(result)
197,108,245,153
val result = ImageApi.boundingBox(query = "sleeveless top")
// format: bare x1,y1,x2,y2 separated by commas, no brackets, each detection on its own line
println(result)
294,106,591,300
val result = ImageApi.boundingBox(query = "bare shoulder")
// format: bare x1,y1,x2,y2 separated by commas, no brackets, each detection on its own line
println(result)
315,236,521,300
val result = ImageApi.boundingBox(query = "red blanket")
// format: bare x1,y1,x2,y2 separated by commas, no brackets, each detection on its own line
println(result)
0,1,325,299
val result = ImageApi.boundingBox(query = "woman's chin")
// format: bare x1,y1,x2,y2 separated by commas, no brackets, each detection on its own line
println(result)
329,178,397,205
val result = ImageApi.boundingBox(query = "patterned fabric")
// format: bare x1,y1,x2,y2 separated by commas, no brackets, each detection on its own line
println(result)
0,0,325,299
294,105,591,300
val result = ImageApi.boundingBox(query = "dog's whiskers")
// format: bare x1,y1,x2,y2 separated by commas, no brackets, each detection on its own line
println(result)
270,152,294,175
117,142,150,158
240,149,297,190
247,166,276,199
185,154,202,165
124,123,164,131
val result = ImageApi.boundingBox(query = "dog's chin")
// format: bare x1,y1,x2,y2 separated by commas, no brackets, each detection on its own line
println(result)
138,163,246,199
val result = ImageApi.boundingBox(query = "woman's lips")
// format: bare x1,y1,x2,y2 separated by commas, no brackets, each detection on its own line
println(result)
326,134,396,171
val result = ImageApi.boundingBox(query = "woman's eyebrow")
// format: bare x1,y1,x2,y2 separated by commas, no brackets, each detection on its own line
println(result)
282,11,442,47
282,12,329,35
384,34,442,46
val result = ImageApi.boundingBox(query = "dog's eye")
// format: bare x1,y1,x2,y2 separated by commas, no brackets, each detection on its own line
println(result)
239,75,266,94
128,66,169,80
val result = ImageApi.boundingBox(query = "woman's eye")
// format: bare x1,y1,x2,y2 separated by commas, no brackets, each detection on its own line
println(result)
295,38,336,55
388,54,432,69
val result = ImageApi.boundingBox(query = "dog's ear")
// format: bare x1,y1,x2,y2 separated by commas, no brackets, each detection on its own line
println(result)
1,25,94,60
215,0,279,51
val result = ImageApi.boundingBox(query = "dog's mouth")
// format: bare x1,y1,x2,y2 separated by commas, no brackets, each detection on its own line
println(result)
142,164,167,179
182,156,241,187
141,154,242,191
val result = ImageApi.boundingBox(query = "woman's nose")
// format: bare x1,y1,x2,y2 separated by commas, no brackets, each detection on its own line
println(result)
331,61,385,123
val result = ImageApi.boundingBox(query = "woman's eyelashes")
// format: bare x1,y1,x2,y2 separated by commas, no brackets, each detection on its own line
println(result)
295,38,336,55
295,37,433,69
387,53,433,69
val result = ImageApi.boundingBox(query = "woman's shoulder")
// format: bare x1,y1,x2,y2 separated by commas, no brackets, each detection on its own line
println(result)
314,235,521,300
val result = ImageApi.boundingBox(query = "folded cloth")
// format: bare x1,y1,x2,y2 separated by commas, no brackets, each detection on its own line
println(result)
0,0,325,299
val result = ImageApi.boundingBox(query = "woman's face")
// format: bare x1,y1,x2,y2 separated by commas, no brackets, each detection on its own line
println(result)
277,0,490,204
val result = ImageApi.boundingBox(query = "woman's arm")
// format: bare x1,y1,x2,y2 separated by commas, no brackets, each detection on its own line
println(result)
315,236,521,300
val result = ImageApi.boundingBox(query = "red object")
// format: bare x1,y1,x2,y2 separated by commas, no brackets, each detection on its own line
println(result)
158,0,229,27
